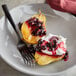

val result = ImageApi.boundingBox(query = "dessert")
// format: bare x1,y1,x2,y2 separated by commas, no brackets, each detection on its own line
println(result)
21,11,46,44
34,34,68,65
18,11,68,66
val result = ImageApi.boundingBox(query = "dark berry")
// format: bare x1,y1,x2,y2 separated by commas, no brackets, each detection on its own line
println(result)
49,43,52,49
52,40,57,48
35,28,39,32
39,26,43,29
37,44,41,47
63,55,67,59
32,28,38,35
41,46,46,50
42,31,46,35
37,42,41,47
43,40,46,42
38,39,42,44
63,51,68,59
66,51,68,55
28,22,32,26
46,42,51,47
31,31,36,36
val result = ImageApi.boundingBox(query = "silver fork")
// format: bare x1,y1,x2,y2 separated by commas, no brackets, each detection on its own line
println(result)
2,4,35,64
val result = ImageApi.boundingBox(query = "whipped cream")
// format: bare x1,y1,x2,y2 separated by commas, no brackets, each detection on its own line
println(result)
41,33,67,55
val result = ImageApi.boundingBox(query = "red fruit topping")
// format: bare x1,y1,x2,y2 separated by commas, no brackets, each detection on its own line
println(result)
41,46,46,50
63,51,69,61
26,17,46,36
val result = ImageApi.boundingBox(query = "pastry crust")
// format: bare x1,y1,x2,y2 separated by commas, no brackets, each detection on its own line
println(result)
35,51,64,65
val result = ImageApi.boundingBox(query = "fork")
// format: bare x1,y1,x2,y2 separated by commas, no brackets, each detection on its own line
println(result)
2,4,34,64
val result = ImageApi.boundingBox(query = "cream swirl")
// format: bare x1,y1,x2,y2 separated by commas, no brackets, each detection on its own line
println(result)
41,33,67,55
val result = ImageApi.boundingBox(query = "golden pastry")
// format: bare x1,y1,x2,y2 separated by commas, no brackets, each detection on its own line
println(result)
34,34,68,65
21,11,46,44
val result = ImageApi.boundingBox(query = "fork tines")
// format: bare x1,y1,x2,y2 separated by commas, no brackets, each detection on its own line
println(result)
17,44,35,64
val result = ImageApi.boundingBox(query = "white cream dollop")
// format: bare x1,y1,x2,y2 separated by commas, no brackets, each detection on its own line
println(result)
41,33,67,55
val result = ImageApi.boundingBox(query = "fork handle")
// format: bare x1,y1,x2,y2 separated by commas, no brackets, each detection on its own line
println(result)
2,4,21,39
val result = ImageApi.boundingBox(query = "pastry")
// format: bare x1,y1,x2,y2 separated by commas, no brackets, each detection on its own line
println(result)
34,34,68,65
21,11,46,44
19,11,69,66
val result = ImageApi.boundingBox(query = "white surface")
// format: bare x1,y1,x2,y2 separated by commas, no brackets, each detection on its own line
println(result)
0,4,76,76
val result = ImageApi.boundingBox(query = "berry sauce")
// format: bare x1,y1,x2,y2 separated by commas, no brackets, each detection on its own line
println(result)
63,51,69,61
25,17,46,37
35,37,68,61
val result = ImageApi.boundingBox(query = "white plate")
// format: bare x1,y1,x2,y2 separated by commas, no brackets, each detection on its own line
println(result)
0,4,76,76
